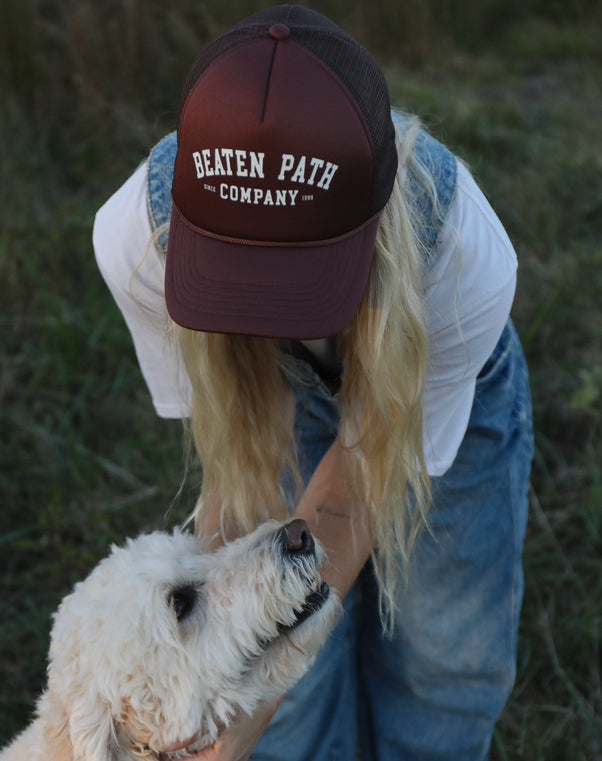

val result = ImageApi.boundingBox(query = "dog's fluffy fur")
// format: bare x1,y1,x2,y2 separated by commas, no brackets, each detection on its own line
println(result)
1,520,341,761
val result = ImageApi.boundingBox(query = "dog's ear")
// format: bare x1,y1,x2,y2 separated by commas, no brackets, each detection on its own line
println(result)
66,693,117,761
41,698,74,761
38,687,116,761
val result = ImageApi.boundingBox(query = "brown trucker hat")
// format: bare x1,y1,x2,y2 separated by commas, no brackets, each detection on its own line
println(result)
165,4,398,339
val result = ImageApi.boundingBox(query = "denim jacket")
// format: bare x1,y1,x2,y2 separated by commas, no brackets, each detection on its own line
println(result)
146,112,457,269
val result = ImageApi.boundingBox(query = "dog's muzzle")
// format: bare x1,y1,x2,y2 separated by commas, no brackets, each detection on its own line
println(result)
276,519,330,631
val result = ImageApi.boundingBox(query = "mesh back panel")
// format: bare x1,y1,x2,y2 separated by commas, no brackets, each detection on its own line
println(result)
178,5,397,216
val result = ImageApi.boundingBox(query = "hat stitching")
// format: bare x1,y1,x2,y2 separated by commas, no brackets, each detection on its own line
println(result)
261,38,279,124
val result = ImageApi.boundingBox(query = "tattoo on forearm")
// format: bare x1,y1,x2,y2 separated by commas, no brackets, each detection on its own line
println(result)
315,505,350,520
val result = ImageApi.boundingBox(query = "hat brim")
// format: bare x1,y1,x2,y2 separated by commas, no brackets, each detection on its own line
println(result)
165,205,380,340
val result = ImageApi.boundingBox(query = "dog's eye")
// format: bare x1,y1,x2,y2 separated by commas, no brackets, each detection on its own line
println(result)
168,585,198,622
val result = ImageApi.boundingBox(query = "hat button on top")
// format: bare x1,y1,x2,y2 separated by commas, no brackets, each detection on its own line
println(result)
269,23,290,41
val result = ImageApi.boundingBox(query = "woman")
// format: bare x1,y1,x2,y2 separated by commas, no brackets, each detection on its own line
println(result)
93,6,533,760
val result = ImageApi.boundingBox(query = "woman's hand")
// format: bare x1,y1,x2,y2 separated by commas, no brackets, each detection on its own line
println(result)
191,700,281,761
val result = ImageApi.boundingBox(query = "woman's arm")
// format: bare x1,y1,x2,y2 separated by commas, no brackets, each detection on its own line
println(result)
199,435,373,598
294,438,373,599
193,436,370,761
193,437,371,761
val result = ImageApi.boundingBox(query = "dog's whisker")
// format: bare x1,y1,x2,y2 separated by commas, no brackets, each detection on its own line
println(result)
283,633,307,656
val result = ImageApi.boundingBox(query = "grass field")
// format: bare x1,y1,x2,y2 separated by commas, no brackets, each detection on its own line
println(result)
1,1,601,758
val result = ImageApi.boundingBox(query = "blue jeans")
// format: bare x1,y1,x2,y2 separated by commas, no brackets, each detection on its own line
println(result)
253,320,533,761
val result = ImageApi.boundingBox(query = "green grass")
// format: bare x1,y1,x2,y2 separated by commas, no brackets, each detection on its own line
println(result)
1,1,601,757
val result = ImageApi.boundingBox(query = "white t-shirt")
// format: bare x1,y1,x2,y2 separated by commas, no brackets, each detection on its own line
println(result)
93,158,517,477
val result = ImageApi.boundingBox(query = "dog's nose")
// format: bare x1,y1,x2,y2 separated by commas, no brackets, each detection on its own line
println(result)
281,519,315,556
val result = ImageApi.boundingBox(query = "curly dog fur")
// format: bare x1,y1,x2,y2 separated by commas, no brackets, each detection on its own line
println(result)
1,519,341,761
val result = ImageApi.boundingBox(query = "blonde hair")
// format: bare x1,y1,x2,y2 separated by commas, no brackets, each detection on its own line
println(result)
176,115,436,628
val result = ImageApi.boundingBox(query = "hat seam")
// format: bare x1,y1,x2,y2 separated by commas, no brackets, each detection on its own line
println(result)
290,41,377,211
170,203,383,249
261,38,279,123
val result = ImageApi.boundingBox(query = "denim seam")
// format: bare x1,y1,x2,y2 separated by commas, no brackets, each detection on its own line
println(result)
506,461,520,688
282,357,340,399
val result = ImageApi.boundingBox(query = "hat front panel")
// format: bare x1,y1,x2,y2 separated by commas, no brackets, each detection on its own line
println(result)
172,37,373,245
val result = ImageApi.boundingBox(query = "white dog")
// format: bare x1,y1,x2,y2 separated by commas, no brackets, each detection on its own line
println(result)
1,519,341,761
